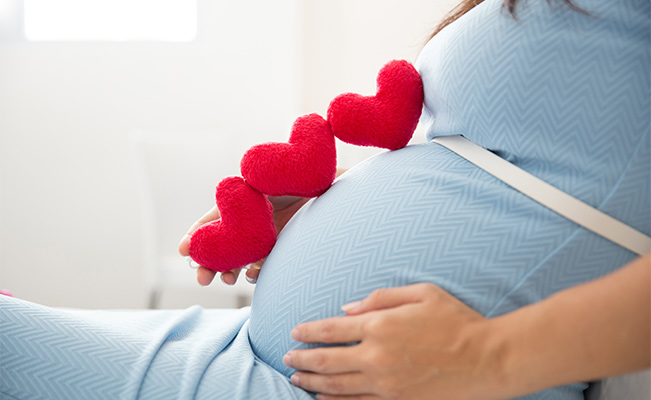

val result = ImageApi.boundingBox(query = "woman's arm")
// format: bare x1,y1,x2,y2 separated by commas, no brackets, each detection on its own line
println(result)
286,253,650,399
495,251,650,395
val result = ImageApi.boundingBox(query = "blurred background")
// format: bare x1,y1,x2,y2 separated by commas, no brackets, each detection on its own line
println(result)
0,0,456,309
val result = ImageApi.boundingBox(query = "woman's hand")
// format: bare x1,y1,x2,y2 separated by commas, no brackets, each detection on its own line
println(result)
178,195,309,286
287,255,651,399
285,283,506,400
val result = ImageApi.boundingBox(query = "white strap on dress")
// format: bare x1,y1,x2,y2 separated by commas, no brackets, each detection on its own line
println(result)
432,135,651,256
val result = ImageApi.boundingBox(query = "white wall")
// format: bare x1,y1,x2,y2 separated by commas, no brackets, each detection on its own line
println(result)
298,0,456,166
0,0,456,309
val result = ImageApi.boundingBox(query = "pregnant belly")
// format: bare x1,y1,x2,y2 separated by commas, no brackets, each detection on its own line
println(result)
247,142,628,379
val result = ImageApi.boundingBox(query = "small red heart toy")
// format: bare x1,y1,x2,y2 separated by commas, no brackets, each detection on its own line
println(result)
188,176,276,272
327,60,424,150
240,113,337,198
188,60,424,272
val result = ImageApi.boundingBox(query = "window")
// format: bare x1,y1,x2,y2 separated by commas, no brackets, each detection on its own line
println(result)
21,0,197,42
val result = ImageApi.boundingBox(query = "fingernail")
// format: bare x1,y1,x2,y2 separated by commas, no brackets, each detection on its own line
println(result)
291,374,300,386
187,257,200,269
291,327,301,341
245,275,257,284
178,234,190,248
283,353,292,367
341,301,361,313
220,274,234,286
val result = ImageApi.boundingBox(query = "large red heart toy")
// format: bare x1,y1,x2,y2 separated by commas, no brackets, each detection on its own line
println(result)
188,176,276,272
327,60,423,150
240,113,336,198
188,60,424,272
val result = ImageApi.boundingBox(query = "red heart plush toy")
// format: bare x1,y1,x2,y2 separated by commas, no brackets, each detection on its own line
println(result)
188,176,276,273
240,113,336,197
188,60,424,272
327,60,424,150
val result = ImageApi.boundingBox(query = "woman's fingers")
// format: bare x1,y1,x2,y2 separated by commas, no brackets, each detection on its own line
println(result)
314,394,377,400
182,196,307,284
197,267,241,286
197,267,218,286
178,205,221,256
197,267,255,286
178,236,192,257
341,283,439,315
292,315,364,344
220,269,241,285
245,262,262,283
192,256,262,286
285,346,364,374
290,371,372,397
187,205,221,233
285,284,494,399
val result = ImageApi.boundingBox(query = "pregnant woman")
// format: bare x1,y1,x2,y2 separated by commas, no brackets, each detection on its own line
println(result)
1,0,648,399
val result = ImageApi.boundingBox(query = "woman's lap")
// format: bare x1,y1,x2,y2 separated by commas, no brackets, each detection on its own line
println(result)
0,296,311,400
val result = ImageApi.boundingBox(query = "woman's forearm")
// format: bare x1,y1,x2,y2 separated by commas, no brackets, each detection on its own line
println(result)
488,253,650,396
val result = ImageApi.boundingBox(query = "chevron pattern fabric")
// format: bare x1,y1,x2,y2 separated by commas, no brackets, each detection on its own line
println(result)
250,0,650,399
1,0,649,399
0,298,313,399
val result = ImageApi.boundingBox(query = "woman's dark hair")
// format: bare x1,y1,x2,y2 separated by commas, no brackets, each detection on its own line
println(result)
431,0,586,38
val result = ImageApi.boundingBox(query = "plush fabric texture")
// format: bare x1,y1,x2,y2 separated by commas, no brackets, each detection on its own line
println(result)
1,1,648,399
327,59,424,150
193,61,419,271
241,113,337,197
249,2,650,400
188,176,276,272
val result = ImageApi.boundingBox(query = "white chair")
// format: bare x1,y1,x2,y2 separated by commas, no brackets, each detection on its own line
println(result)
585,370,650,400
130,129,256,309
